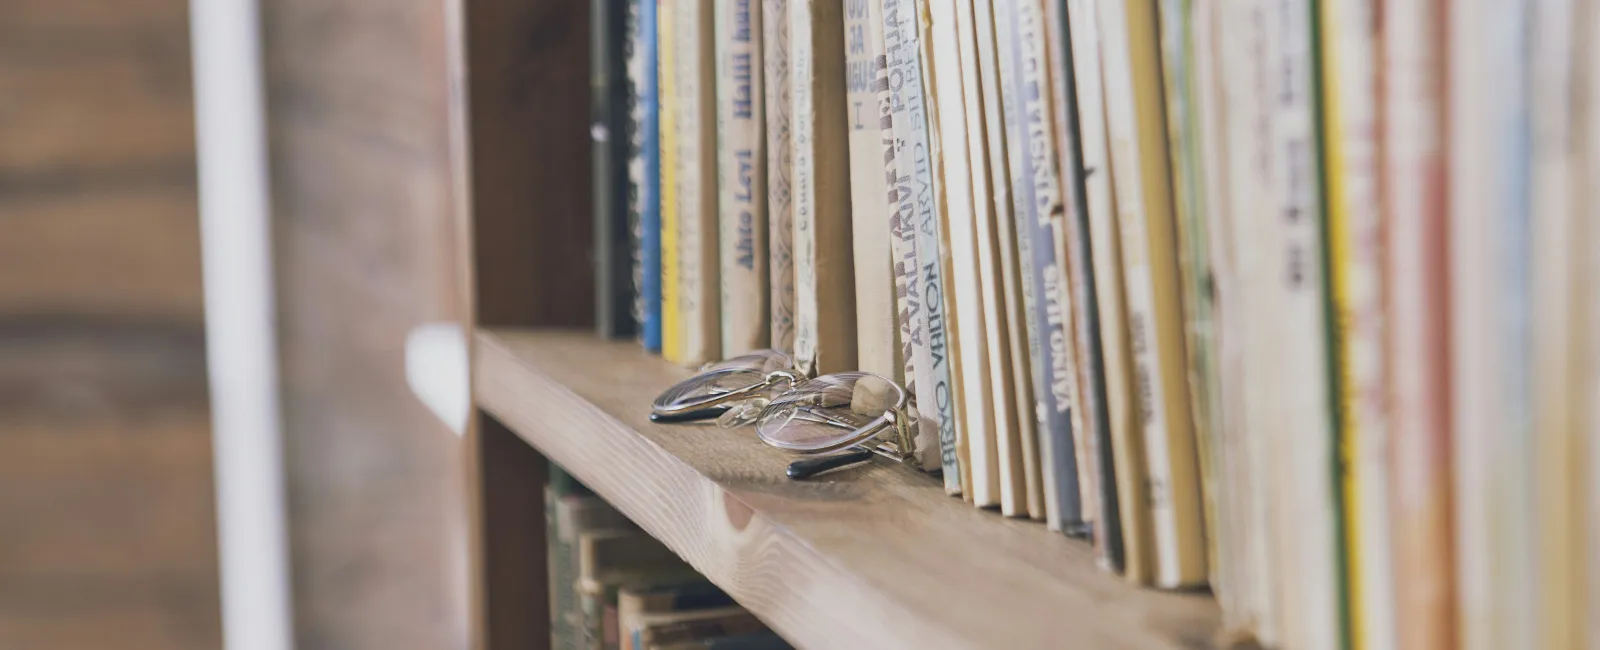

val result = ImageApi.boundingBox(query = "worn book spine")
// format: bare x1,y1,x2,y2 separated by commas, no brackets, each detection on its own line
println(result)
789,0,858,375
883,0,964,491
845,0,901,382
1063,0,1135,575
1381,0,1454,647
763,0,796,354
660,0,684,362
976,0,1046,522
596,0,639,339
717,0,770,356
926,0,998,507
1041,0,1107,536
956,0,1026,515
1096,0,1206,589
675,0,724,366
1321,0,1393,646
995,0,1086,529
633,0,665,351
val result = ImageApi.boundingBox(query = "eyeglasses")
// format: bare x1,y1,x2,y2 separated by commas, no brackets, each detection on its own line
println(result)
649,349,801,424
652,353,920,479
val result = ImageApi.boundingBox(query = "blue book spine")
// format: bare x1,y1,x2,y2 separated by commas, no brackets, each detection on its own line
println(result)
631,0,663,351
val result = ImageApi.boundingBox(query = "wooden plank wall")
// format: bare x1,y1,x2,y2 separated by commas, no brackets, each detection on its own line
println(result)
0,1,221,648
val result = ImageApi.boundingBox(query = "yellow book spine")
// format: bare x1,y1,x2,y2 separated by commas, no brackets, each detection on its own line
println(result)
659,0,682,363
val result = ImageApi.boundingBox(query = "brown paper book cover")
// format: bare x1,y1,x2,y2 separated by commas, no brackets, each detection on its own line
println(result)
716,0,770,356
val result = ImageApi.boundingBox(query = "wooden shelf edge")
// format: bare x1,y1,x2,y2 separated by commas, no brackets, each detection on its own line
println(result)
474,328,1224,650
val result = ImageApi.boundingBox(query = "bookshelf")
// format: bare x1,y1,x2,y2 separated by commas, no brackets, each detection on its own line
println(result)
475,328,1224,650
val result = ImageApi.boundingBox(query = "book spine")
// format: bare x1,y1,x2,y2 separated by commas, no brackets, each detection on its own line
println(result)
1380,0,1454,647
676,0,724,366
1321,0,1394,646
661,0,684,362
974,0,1048,523
1063,0,1133,574
1097,0,1207,589
1041,0,1108,536
790,0,858,375
926,0,997,507
882,0,964,491
846,0,901,381
877,0,919,397
717,0,770,356
596,0,638,339
763,0,796,354
1529,0,1584,646
634,0,665,351
996,0,1087,529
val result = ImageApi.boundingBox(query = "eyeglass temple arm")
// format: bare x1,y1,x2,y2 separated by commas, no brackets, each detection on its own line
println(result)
786,447,875,479
648,404,732,423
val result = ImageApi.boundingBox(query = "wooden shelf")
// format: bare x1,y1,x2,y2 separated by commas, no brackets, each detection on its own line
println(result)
475,328,1224,650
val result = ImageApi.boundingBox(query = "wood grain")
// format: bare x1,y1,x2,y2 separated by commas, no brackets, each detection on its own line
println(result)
476,329,1225,650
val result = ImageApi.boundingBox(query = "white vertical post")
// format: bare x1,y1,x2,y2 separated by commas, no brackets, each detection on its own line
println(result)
189,0,295,648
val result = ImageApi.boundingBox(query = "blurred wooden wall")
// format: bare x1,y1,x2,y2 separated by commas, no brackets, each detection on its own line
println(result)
0,1,221,648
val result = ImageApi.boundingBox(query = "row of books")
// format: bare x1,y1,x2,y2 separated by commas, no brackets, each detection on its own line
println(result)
548,468,792,650
590,0,1600,647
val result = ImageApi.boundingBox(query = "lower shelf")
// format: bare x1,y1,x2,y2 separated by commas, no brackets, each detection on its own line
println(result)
474,328,1223,650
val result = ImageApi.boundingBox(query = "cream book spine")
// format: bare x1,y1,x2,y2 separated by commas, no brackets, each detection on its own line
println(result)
675,0,723,365
764,0,796,353
977,0,1047,522
1095,0,1206,588
955,0,1027,516
717,0,770,356
927,0,999,507
883,0,964,488
845,0,901,381
1065,0,1142,577
790,0,858,375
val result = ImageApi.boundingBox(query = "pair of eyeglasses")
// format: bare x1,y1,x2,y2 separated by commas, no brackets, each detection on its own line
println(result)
651,351,920,479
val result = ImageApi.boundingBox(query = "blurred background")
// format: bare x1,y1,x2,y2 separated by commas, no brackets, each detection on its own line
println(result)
2,0,492,647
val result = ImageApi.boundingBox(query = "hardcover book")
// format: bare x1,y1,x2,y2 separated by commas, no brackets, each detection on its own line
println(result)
661,0,684,362
882,0,964,485
716,0,770,356
789,0,858,375
763,0,796,353
673,0,724,366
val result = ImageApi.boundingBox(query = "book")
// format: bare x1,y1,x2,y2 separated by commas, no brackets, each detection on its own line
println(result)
976,0,1049,522
882,0,965,489
633,0,665,351
597,0,639,339
631,607,767,650
1063,0,1137,576
1380,0,1454,647
716,0,770,357
845,0,902,382
619,582,739,650
673,0,724,366
660,0,684,362
1035,0,1106,536
764,0,797,353
994,0,1088,529
789,0,858,376
1450,0,1537,647
1320,0,1393,646
578,531,701,650
651,632,792,650
926,0,998,507
1528,0,1585,646
1095,0,1206,589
